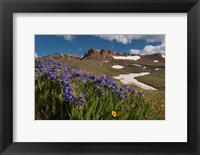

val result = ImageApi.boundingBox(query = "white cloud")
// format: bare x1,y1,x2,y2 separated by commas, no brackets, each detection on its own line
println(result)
130,43,165,55
58,35,75,42
35,52,38,58
96,34,165,44
96,35,130,44
129,49,140,54
137,35,165,43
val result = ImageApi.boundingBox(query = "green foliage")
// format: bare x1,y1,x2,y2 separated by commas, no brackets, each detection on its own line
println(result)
135,71,165,90
35,59,165,120
35,74,161,120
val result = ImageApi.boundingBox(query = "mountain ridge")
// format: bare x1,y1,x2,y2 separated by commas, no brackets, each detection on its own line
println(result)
82,48,165,61
39,48,165,62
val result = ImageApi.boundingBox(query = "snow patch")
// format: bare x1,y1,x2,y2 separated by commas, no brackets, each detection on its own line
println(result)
113,56,141,61
154,60,159,63
103,61,109,63
112,65,124,69
143,66,146,69
161,54,165,58
132,64,141,67
113,72,157,90
155,68,159,71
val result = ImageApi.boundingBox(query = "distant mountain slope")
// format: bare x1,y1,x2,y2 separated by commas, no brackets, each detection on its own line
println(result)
36,49,165,90
82,48,165,62
82,48,139,60
42,53,81,60
38,48,165,62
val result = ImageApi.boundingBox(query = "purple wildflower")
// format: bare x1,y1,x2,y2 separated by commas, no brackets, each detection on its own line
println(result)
138,90,144,96
80,92,86,98
78,101,85,110
128,87,135,94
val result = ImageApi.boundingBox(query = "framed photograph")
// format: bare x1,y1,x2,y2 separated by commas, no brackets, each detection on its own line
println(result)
35,34,165,121
0,0,200,154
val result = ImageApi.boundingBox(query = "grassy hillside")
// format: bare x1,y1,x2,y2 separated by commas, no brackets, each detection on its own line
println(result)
48,57,165,90
135,71,165,90
35,55,165,120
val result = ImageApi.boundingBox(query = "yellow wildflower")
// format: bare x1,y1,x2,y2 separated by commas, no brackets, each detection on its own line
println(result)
144,99,148,104
111,111,117,117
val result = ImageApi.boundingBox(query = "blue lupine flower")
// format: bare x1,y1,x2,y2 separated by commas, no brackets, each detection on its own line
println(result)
97,75,105,85
64,90,74,101
73,97,78,102
78,101,85,110
38,64,45,74
128,87,135,94
120,86,125,92
89,75,96,80
64,86,70,92
35,59,139,109
49,70,56,79
80,92,86,98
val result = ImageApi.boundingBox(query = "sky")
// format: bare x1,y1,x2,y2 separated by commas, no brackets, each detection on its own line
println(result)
35,34,165,57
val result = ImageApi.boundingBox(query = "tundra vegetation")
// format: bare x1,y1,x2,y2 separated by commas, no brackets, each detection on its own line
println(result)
35,55,165,120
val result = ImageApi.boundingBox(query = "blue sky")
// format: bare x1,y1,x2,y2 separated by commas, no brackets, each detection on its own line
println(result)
35,35,165,57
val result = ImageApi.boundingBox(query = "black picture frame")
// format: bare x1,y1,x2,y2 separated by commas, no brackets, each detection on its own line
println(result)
0,0,200,154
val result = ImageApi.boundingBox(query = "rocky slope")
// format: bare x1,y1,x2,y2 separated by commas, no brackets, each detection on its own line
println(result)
39,48,165,63
82,48,165,62
42,53,81,60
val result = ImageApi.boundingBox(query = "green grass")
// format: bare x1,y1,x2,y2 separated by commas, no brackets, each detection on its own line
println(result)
142,90,165,120
35,58,165,120
35,74,153,120
135,71,165,90
127,84,165,120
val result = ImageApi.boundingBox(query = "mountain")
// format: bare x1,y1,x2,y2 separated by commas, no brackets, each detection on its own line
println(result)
38,49,165,62
82,48,137,60
42,53,81,60
82,48,165,62
142,53,165,62
36,49,165,91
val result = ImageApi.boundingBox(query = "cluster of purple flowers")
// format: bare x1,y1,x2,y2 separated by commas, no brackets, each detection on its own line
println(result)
35,59,139,109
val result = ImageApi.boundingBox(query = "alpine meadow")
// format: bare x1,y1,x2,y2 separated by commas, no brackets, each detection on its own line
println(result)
35,34,165,120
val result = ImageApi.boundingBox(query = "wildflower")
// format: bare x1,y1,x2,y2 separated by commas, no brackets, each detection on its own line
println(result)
89,75,96,80
138,90,144,96
49,70,56,79
111,111,117,117
97,75,105,85
73,97,78,102
80,92,86,98
128,87,135,94
64,90,74,101
120,86,125,92
122,94,127,100
79,72,87,78
63,82,70,92
78,101,85,110
38,63,45,74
